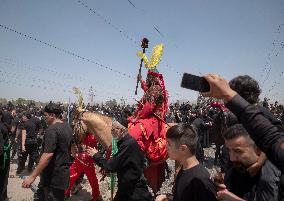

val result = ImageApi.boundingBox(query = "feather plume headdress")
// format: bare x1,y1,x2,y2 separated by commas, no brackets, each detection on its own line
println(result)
73,87,84,114
137,43,164,70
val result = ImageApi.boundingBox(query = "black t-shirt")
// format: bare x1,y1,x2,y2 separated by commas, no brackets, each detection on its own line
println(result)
173,164,217,201
30,116,42,133
20,119,37,144
41,122,73,190
192,118,207,136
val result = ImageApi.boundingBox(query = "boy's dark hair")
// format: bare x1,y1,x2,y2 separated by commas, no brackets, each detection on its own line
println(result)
166,123,198,154
229,75,261,104
44,103,62,118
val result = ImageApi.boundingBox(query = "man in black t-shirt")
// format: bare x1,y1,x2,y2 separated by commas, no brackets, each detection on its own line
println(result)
17,112,39,174
10,109,20,160
22,103,73,201
30,114,44,154
30,114,43,135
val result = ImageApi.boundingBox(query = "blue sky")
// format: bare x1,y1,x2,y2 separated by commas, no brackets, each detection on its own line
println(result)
0,0,284,104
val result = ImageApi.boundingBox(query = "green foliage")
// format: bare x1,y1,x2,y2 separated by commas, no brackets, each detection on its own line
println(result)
105,99,117,108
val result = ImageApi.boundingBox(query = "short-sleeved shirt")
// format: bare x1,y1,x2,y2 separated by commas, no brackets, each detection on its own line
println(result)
30,116,42,133
40,122,73,190
20,119,37,144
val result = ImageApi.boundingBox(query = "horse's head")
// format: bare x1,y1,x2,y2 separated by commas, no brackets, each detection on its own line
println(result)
79,111,113,149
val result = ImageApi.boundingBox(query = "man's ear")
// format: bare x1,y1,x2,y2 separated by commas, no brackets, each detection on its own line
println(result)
180,144,188,152
255,145,262,156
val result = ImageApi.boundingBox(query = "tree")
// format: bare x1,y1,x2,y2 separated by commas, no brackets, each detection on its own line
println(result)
15,98,28,105
105,99,117,108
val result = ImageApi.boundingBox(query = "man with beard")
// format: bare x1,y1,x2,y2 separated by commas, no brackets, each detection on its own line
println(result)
86,119,152,201
218,75,282,173
216,124,282,201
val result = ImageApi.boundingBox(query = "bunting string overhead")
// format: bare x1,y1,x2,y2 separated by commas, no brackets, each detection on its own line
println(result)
73,0,182,76
261,8,284,87
0,58,137,96
0,24,133,78
0,68,135,101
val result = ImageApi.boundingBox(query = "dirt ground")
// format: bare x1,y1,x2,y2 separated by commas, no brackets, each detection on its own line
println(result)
7,147,218,201
7,158,94,201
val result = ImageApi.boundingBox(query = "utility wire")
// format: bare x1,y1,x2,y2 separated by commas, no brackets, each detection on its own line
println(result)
0,24,133,79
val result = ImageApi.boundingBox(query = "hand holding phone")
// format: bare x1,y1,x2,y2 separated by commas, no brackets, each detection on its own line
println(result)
181,73,210,92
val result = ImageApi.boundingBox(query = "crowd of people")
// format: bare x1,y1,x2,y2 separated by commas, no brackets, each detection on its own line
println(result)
1,44,284,201
0,74,283,201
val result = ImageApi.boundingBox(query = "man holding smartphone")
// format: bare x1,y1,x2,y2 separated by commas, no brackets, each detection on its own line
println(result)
200,74,284,172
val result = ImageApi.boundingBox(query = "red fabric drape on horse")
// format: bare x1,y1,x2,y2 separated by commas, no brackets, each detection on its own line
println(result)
128,70,168,193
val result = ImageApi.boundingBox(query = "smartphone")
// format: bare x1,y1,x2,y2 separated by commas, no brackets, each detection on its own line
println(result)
181,73,210,92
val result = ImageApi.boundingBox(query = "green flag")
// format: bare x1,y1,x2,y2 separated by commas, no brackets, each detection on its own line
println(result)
110,137,118,190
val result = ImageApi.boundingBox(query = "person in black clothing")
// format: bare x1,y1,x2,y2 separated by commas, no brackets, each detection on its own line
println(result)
30,113,44,159
30,113,43,135
228,75,261,105
86,119,152,201
10,109,20,161
192,116,208,163
155,123,217,201
220,75,282,174
22,103,73,201
201,74,284,172
0,110,10,201
216,124,282,201
17,112,39,173
2,109,13,132
229,75,283,127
